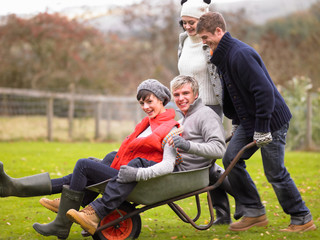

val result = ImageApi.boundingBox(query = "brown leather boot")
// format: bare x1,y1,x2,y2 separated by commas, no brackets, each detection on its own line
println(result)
280,220,316,232
39,198,60,213
67,205,100,235
229,214,268,231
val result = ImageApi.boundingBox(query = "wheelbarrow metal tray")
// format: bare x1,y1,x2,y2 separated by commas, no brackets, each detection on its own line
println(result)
127,165,210,205
86,165,210,206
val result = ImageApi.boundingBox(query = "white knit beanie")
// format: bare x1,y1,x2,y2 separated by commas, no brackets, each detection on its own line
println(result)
180,0,211,19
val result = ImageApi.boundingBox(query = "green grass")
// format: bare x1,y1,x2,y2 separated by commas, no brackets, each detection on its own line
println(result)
0,142,319,240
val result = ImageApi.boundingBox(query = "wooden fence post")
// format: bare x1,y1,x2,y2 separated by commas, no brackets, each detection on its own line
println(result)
95,101,102,139
1,94,9,115
68,83,75,140
306,90,312,149
47,97,54,141
106,104,111,139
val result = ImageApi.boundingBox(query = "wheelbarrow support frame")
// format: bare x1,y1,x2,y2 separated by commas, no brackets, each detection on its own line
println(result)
93,141,256,234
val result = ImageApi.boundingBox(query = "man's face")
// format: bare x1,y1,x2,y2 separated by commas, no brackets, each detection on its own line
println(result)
198,28,222,51
172,83,198,115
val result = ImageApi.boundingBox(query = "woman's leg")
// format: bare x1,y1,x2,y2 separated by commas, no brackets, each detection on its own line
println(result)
82,151,117,206
33,185,85,239
41,152,118,212
91,157,155,218
51,174,72,194
66,158,157,235
33,158,118,238
69,158,118,191
0,161,51,197
50,151,118,195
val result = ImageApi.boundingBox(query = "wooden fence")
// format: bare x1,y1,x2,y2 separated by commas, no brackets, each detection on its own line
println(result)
0,87,318,150
0,87,143,141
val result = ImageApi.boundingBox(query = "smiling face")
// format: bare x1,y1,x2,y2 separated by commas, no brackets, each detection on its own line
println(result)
198,28,224,52
181,16,199,36
172,83,198,115
139,93,166,119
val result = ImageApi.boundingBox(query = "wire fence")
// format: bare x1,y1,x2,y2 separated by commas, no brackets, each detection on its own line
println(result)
0,87,318,151
0,87,145,142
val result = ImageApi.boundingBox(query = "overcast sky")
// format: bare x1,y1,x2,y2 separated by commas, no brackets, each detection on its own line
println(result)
1,0,256,16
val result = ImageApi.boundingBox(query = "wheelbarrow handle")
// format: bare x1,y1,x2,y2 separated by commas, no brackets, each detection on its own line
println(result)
211,141,256,190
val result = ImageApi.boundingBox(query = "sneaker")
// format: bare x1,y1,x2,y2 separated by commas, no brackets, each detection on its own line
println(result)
280,220,316,232
39,198,60,213
229,214,268,231
67,205,100,235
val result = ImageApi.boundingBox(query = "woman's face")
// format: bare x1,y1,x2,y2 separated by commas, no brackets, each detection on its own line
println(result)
139,93,166,119
181,16,199,36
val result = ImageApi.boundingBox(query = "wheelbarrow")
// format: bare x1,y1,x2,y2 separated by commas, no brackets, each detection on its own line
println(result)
84,141,256,240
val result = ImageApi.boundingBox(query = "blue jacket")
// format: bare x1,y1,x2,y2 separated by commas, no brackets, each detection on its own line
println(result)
210,32,291,136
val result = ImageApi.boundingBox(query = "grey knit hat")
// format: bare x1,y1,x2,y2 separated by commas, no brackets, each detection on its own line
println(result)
137,79,171,106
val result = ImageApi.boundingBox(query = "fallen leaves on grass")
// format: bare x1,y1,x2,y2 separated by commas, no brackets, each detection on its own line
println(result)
143,225,153,231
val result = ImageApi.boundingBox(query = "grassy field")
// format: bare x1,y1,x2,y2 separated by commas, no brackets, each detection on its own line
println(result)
0,142,319,240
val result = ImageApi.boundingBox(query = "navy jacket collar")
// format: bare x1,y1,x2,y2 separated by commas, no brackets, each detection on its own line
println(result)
210,32,233,67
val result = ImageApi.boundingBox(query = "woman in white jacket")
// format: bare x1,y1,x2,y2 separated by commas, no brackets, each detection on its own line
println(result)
176,0,242,224
178,0,223,118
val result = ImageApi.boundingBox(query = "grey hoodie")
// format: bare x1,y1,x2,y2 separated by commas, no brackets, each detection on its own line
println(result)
176,98,226,171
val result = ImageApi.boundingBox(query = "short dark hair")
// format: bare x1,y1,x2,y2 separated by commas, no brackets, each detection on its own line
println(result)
136,89,155,102
196,12,226,34
178,20,185,30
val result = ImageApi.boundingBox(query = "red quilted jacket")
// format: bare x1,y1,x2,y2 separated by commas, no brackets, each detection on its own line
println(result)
110,109,179,170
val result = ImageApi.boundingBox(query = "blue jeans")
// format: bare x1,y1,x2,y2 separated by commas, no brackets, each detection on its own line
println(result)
91,157,157,219
223,124,311,224
51,151,118,206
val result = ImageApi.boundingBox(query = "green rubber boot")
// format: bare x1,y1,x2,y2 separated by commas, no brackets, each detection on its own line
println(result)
33,185,84,239
0,161,51,197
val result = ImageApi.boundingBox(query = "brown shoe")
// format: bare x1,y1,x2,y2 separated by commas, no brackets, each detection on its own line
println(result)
280,220,317,232
229,214,268,231
39,198,60,213
66,205,100,235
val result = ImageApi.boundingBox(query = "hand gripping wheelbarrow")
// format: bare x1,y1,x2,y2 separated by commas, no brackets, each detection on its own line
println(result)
85,141,256,240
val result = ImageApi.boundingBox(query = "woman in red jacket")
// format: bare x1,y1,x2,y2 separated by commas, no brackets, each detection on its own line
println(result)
0,79,180,239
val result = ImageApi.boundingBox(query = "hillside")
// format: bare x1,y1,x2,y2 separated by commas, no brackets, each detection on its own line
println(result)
84,0,318,34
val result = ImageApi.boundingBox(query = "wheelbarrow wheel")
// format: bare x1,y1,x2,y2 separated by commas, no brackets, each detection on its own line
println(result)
92,202,141,240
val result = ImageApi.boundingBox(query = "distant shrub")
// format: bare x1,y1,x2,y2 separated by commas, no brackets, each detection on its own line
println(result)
281,76,320,150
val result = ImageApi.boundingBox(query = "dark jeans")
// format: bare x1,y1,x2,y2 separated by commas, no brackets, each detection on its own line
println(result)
223,124,311,224
51,151,118,206
90,157,157,219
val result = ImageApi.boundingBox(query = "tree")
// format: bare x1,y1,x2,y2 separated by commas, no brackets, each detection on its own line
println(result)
0,13,111,92
120,0,180,87
258,1,320,88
